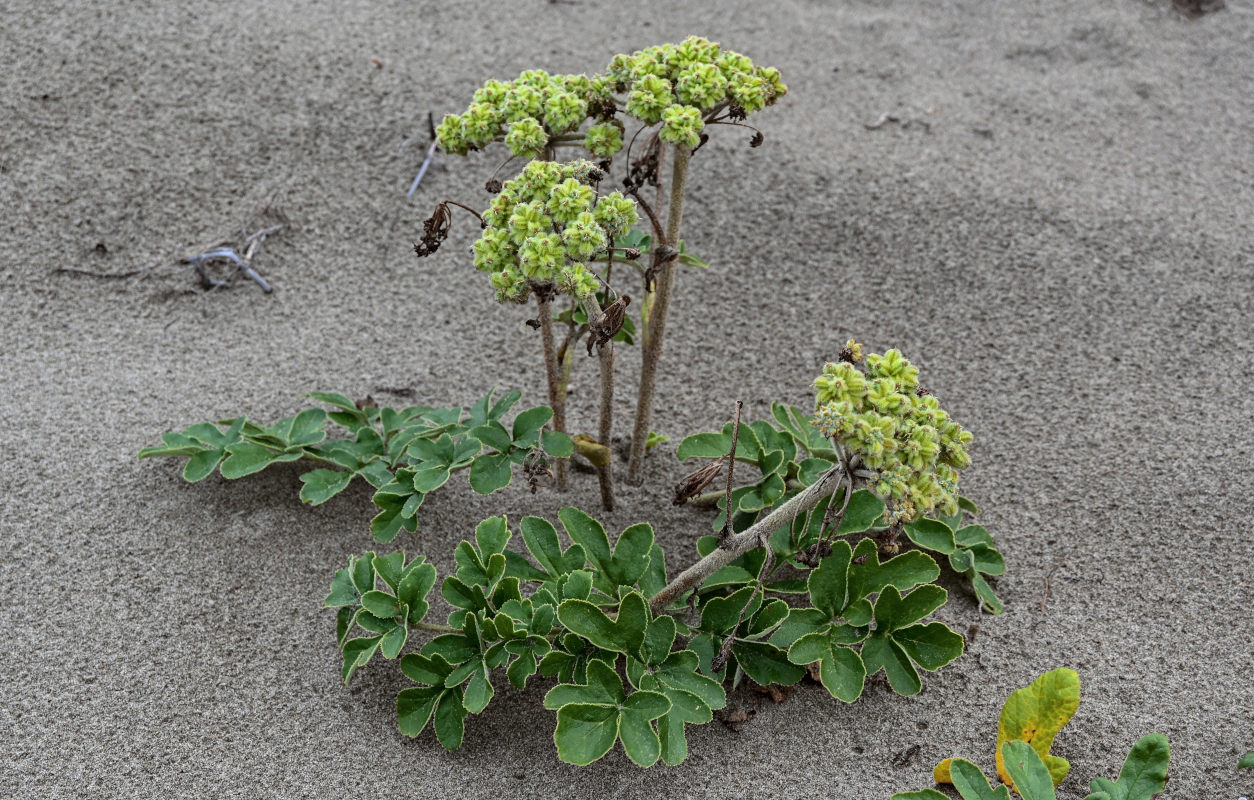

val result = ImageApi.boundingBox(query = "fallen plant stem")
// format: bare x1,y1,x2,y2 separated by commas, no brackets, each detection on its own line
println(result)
648,463,845,615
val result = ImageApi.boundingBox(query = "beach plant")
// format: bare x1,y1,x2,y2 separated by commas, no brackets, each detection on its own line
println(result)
420,36,789,507
326,346,989,765
895,669,1169,800
139,388,573,542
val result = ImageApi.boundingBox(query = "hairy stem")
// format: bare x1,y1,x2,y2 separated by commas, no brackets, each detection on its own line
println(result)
627,145,691,485
647,464,845,615
536,293,569,490
581,295,615,511
412,621,459,634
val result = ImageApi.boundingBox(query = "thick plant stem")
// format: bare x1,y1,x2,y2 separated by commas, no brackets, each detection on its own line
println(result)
581,295,616,511
536,293,569,490
647,464,845,615
627,145,691,485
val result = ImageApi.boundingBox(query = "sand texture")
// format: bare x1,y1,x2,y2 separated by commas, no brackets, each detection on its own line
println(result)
3,1,1253,797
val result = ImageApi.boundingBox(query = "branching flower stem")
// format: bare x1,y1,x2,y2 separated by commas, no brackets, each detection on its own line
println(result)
627,144,691,484
647,463,846,615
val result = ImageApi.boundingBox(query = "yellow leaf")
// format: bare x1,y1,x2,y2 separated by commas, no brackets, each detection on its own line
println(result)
932,668,1080,794
995,667,1080,793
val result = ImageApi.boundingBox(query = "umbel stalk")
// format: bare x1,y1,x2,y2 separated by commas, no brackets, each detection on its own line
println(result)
627,144,691,484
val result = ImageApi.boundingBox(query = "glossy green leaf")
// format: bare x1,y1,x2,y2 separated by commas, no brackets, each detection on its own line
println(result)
554,703,620,766
808,541,853,618
1086,734,1169,800
955,524,994,548
837,490,887,534
299,469,353,505
341,636,382,684
541,429,574,458
905,518,957,554
1002,741,1057,800
511,405,553,444
949,758,1013,800
676,432,730,461
218,442,301,479
733,640,805,686
787,633,865,702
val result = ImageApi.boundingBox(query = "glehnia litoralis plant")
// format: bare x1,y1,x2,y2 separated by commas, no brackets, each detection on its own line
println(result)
894,668,1171,800
330,347,994,766
416,158,637,507
139,389,574,542
421,36,788,504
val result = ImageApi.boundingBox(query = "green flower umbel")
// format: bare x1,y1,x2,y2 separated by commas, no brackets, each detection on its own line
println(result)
468,160,636,304
813,343,972,523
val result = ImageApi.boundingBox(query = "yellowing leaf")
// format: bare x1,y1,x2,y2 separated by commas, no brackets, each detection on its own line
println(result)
933,668,1080,795
995,667,1080,792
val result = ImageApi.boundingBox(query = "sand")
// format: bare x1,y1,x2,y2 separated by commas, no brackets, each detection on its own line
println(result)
3,0,1252,797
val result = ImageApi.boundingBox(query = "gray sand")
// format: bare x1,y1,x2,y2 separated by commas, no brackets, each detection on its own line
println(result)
3,1,1252,797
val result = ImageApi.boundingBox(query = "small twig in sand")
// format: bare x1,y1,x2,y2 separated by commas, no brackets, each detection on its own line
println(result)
1039,564,1060,613
864,112,901,130
53,263,161,279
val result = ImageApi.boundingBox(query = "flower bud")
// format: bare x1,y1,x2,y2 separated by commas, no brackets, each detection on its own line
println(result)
506,118,548,158
659,104,705,148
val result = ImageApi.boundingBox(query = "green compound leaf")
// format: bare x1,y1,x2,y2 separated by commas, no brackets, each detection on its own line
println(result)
1001,741,1057,800
808,540,854,617
520,515,586,578
1241,752,1254,770
544,658,624,709
547,659,670,767
847,541,941,601
956,524,994,548
862,585,962,696
732,640,805,686
787,632,865,702
299,469,353,505
557,591,649,657
468,421,514,453
324,557,361,608
1086,734,1169,800
558,508,653,589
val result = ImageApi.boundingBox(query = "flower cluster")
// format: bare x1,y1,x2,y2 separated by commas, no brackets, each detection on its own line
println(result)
436,71,619,159
473,160,638,303
813,342,972,523
606,36,787,146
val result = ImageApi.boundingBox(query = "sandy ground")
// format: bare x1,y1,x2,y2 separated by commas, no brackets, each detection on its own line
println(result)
3,0,1252,797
